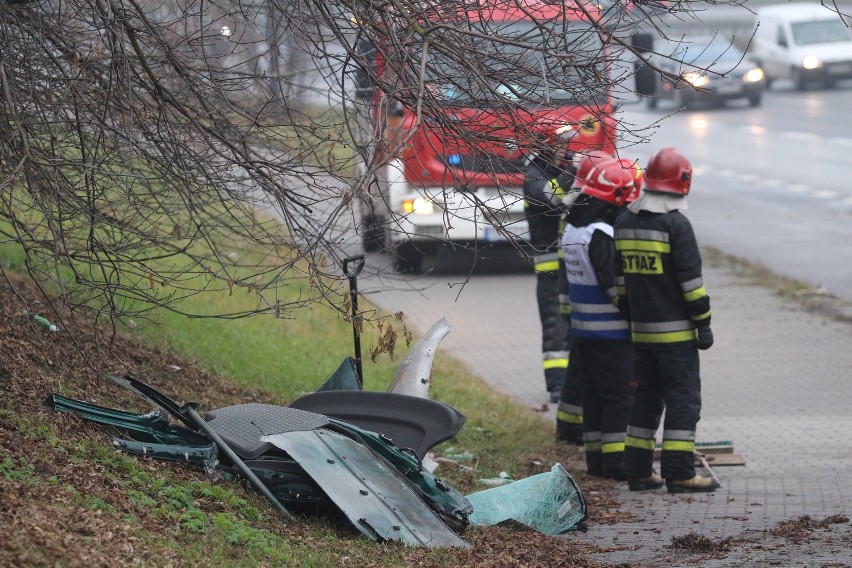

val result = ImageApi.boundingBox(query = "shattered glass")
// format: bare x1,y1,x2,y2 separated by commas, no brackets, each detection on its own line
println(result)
315,356,362,392
466,463,587,534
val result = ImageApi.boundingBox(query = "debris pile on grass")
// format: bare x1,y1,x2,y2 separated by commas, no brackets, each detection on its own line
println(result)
0,276,606,566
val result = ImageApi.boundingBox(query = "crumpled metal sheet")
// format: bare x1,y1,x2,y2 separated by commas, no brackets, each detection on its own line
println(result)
465,463,587,535
324,418,473,532
262,429,470,548
49,394,211,447
114,438,217,464
386,316,450,398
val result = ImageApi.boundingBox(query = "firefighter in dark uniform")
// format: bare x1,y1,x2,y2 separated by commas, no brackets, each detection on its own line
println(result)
614,147,719,493
561,158,635,478
522,125,583,445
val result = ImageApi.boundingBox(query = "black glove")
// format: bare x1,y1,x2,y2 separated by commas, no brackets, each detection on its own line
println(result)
555,170,575,191
696,325,714,350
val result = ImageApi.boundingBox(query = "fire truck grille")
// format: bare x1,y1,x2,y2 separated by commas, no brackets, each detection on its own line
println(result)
414,226,446,238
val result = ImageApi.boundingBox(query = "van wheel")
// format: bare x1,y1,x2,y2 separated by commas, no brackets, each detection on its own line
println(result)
748,92,762,107
646,95,658,110
791,67,808,91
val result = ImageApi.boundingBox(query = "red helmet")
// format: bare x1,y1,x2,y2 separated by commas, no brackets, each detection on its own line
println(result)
580,158,636,206
571,149,614,189
644,147,692,196
617,158,644,203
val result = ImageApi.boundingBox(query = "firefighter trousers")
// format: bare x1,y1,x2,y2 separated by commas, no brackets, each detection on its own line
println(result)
535,267,571,394
574,340,633,477
556,357,584,444
623,348,702,481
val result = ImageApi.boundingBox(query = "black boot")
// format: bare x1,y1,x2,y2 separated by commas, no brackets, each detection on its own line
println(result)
628,471,664,491
556,421,584,446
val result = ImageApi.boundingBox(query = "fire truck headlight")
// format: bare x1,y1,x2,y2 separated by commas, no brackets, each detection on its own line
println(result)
802,56,822,70
402,197,434,215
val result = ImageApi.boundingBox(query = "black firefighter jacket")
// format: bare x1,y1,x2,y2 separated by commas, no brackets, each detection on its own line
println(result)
613,207,711,350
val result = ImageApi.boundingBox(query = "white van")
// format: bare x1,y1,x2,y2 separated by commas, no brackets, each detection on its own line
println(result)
749,2,852,89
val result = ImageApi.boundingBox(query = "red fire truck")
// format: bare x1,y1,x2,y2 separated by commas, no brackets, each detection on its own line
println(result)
351,0,618,272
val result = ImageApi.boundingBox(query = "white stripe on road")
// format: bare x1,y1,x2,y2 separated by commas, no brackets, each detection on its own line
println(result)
737,125,852,148
780,131,823,142
811,190,840,199
692,164,842,201
786,184,811,195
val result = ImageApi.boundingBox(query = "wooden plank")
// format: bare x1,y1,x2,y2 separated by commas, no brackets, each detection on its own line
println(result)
696,444,735,455
699,453,746,467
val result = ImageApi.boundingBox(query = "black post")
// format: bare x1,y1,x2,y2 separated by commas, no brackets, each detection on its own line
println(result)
343,255,366,388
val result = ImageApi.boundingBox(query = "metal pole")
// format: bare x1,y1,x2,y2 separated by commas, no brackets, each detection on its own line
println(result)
343,255,366,388
695,451,721,488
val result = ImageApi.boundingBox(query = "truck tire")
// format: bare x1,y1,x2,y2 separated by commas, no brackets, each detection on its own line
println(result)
791,67,808,91
359,215,388,253
632,33,656,97
393,242,424,274
747,92,762,107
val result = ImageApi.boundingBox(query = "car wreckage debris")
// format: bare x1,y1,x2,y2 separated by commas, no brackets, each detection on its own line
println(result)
47,375,474,547
45,316,588,546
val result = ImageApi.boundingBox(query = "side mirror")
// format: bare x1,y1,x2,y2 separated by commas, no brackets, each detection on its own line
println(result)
632,33,656,97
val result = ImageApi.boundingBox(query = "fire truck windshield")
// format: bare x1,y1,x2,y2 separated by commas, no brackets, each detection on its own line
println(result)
415,20,607,108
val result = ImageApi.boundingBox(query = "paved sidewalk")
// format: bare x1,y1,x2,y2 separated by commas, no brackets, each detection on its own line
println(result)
568,259,852,565
366,251,852,566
